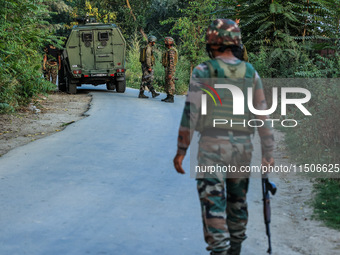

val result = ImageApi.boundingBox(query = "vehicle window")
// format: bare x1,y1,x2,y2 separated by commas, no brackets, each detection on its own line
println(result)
98,32,109,41
82,33,93,42
82,33,93,47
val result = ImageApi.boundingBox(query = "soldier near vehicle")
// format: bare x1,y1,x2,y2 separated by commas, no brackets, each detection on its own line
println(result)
173,19,275,255
138,35,160,99
161,37,178,103
43,43,61,85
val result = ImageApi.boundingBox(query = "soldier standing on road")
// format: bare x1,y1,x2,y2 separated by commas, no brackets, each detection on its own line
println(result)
173,19,275,255
43,43,61,85
139,35,160,99
161,37,178,103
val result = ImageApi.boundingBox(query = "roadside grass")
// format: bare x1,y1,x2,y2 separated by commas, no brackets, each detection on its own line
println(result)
276,125,340,230
313,179,340,230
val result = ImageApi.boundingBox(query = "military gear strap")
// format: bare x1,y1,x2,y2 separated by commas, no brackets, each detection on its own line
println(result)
140,47,146,63
162,52,167,67
205,60,225,78
140,45,155,65
205,59,247,79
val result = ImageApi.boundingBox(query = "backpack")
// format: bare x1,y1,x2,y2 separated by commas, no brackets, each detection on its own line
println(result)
162,48,178,67
139,46,147,63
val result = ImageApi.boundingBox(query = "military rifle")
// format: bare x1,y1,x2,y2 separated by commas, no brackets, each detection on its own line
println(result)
262,175,277,254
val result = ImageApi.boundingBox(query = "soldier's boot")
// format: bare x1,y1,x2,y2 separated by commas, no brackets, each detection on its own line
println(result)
164,95,174,103
227,242,241,255
138,91,149,98
161,94,170,101
150,87,160,98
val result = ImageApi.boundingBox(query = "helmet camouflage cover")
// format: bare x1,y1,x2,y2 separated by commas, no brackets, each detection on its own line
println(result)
206,19,242,46
148,35,157,43
164,37,174,45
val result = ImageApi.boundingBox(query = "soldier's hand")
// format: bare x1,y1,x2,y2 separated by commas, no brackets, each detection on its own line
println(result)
173,154,185,174
262,157,274,173
168,75,172,79
148,68,152,72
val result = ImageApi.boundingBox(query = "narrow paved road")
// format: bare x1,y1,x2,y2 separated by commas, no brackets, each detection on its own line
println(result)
0,86,333,255
0,87,206,255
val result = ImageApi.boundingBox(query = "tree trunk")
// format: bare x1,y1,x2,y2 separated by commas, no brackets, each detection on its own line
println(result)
190,63,194,77
302,0,310,43
126,0,148,41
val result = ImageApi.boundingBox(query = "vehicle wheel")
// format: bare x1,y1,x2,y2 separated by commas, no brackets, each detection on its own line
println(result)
58,76,66,92
66,75,77,94
58,68,66,92
116,78,126,93
68,82,77,94
106,81,115,91
58,61,66,92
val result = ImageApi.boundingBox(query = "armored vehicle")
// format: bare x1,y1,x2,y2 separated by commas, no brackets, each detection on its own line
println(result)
58,21,126,94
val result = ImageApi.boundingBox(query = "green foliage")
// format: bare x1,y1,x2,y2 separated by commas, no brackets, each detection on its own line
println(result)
147,0,190,38
125,33,143,89
248,39,306,78
313,179,340,230
250,40,340,164
284,76,340,164
226,0,339,52
162,0,218,72
0,0,56,113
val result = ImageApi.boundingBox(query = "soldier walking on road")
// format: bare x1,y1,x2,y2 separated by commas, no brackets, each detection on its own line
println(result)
43,43,61,85
139,35,160,99
173,19,275,255
161,37,178,103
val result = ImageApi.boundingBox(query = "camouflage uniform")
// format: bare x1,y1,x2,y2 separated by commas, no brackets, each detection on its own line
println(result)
140,44,155,92
139,36,159,98
43,44,61,85
45,63,59,84
164,48,177,95
162,37,177,103
176,19,274,255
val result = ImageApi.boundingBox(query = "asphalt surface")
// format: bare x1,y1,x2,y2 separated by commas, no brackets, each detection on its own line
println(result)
0,86,298,255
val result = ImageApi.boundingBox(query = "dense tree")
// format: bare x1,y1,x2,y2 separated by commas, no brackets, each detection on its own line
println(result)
0,0,55,111
220,0,339,50
162,0,218,72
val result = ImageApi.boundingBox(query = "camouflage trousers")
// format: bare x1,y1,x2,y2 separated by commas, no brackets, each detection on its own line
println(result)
196,134,253,254
45,62,58,85
140,64,154,92
164,67,176,96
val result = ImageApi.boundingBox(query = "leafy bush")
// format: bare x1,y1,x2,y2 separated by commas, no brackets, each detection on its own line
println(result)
250,43,340,164
0,0,56,113
285,77,340,164
313,179,340,230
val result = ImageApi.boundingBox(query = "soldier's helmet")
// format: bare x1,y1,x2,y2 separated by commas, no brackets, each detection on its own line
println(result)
206,19,242,47
148,35,157,43
164,37,174,45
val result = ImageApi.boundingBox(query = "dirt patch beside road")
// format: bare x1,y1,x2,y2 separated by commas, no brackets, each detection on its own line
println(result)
0,92,92,157
271,131,340,254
